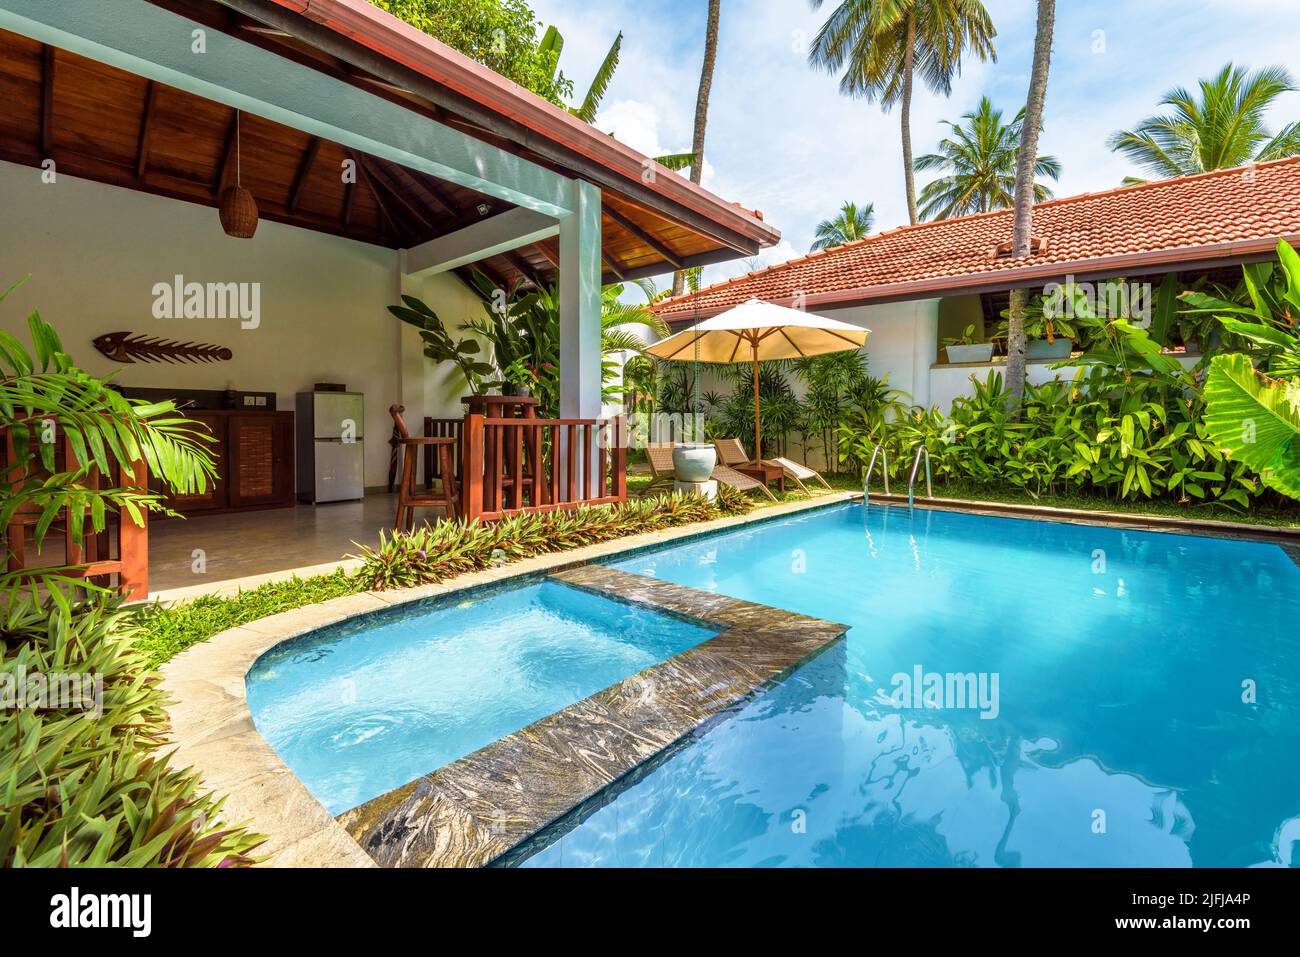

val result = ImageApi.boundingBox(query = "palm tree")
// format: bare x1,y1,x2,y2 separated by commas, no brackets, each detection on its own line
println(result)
1108,64,1300,183
673,0,723,297
811,201,876,250
1005,0,1055,410
916,96,1061,219
808,0,997,225
539,26,695,171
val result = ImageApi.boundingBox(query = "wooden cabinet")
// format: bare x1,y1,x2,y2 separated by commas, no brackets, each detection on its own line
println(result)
157,411,294,515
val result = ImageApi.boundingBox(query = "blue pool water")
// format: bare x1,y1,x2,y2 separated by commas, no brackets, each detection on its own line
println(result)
246,581,714,814
519,502,1300,868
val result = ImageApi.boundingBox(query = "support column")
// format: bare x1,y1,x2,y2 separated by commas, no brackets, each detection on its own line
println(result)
559,178,603,420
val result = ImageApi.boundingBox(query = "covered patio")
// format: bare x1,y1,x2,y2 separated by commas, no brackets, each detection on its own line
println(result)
0,0,778,599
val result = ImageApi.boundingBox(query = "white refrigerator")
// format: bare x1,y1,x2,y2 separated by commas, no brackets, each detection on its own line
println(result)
296,391,365,503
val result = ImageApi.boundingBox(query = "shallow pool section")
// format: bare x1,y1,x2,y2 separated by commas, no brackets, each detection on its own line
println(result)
246,580,715,815
517,503,1300,868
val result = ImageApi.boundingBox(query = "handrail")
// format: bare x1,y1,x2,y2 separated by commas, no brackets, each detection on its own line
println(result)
460,412,627,520
863,444,890,504
907,446,932,513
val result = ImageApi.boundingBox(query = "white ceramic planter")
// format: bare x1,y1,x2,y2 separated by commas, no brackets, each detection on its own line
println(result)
944,342,995,364
672,444,717,482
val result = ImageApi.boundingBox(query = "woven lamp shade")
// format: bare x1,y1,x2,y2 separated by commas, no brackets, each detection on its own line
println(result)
218,185,259,239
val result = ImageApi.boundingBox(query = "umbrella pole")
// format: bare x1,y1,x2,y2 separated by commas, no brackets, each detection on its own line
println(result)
751,339,761,464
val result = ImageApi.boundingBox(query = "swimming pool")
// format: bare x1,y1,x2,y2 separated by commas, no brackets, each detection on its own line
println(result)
516,502,1300,867
246,580,715,814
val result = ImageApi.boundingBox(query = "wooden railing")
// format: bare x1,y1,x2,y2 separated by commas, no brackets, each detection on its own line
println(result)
2,430,149,601
460,413,626,521
422,416,464,490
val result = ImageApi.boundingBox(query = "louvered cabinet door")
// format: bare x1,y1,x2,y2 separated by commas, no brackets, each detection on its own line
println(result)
163,413,229,512
226,412,295,509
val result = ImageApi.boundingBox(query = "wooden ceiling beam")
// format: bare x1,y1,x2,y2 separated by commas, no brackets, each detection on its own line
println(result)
358,155,435,233
40,45,54,156
0,139,394,247
377,159,462,220
135,81,158,180
505,251,543,289
348,149,406,243
533,241,560,271
341,177,355,227
287,135,322,213
601,203,683,269
602,252,626,281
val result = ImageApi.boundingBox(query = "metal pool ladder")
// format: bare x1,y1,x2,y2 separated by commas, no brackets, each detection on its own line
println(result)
863,444,889,505
907,446,932,513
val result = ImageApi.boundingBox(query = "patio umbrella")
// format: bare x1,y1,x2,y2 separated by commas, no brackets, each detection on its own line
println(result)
645,298,869,459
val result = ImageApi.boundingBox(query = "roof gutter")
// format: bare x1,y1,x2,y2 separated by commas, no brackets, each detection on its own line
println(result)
661,234,1299,320
249,0,778,251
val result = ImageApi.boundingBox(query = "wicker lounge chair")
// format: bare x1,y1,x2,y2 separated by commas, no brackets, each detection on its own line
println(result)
713,438,832,494
642,444,776,501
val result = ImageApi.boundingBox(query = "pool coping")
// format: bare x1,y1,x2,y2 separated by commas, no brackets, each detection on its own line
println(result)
159,491,857,867
868,492,1300,546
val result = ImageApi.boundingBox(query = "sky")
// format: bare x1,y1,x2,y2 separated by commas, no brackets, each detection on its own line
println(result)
527,0,1300,292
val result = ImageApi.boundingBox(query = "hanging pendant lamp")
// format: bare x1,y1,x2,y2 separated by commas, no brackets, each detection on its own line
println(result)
218,110,259,238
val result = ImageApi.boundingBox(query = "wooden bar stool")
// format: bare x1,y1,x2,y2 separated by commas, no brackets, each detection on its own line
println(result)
389,405,458,530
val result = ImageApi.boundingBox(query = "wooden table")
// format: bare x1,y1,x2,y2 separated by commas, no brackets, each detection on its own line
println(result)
736,462,785,493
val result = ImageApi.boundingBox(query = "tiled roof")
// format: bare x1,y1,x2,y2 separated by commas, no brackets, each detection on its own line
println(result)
654,157,1300,321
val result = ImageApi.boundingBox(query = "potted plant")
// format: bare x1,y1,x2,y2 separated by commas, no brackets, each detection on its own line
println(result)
941,324,995,363
998,295,1078,360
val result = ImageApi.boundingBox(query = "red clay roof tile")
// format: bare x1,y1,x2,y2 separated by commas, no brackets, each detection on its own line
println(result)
655,157,1300,321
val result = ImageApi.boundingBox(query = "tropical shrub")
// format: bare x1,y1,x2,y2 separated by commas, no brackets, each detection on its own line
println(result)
0,596,262,866
842,365,1267,507
1,279,215,608
714,481,757,515
352,493,727,590
1,282,258,867
1188,240,1300,500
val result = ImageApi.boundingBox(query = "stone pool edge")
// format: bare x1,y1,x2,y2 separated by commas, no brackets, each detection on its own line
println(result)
159,491,857,868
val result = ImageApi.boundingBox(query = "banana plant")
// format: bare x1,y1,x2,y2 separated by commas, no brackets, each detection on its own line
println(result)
539,26,695,170
1191,240,1300,500
387,295,495,391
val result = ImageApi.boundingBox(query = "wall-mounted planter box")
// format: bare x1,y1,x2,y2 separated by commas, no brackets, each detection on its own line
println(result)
1026,338,1073,360
944,342,995,364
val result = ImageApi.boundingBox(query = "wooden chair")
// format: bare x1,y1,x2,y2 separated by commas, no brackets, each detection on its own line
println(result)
389,405,458,530
713,437,832,494
642,443,776,501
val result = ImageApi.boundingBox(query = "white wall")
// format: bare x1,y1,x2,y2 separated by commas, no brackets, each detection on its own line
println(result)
818,299,941,407
0,159,481,487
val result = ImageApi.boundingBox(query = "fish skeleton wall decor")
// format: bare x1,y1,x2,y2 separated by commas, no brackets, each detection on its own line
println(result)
93,332,233,364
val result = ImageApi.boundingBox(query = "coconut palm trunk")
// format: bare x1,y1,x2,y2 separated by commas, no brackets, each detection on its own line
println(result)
673,0,722,297
901,12,919,225
1005,0,1055,411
